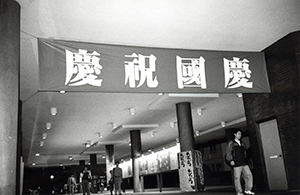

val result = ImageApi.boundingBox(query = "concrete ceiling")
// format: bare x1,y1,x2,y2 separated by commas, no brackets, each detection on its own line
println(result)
17,0,300,167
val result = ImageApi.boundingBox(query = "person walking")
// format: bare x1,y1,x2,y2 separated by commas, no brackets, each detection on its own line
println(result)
67,174,77,195
112,161,123,195
225,130,255,195
80,167,92,195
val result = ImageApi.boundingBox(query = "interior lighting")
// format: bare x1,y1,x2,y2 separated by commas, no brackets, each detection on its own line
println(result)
85,143,91,147
50,107,57,116
59,90,66,94
112,122,117,129
42,133,47,140
221,121,226,127
45,123,51,130
32,162,36,166
170,122,177,128
35,152,40,157
129,108,136,116
40,141,44,147
237,93,243,97
196,108,203,115
150,132,155,138
85,140,91,148
69,156,73,161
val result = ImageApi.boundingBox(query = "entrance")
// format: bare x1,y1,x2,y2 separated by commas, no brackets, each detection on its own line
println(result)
258,119,288,191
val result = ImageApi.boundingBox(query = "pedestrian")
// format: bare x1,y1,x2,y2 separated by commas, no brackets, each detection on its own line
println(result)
225,129,255,195
112,161,123,195
67,174,77,195
80,167,92,195
108,170,114,195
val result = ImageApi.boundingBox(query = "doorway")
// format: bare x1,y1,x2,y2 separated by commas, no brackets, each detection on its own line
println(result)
258,119,288,191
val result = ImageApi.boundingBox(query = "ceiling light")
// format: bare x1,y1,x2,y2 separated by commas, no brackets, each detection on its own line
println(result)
40,141,44,147
85,140,91,147
129,108,136,116
69,156,73,161
196,108,203,115
221,121,226,127
195,130,200,136
112,122,117,129
150,132,155,138
35,152,40,157
170,122,177,128
59,90,66,94
45,123,51,130
60,163,63,166
42,133,47,140
32,162,36,166
50,107,57,116
237,93,243,97
102,155,106,159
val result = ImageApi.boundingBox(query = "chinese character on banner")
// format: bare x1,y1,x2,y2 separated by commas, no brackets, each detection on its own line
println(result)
65,49,103,86
176,56,207,89
124,53,158,88
224,57,253,89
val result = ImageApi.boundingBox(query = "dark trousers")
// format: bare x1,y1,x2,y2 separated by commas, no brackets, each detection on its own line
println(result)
82,180,90,195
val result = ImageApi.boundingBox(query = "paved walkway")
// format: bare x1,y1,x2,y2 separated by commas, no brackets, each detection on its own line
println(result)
71,186,299,195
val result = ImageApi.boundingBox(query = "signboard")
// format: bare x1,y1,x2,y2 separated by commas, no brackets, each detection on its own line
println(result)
178,150,204,192
38,38,270,93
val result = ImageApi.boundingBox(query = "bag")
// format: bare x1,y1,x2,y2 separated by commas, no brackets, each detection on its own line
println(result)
224,140,234,167
224,153,232,167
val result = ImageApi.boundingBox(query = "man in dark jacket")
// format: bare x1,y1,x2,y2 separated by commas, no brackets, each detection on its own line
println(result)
80,167,92,195
225,130,255,195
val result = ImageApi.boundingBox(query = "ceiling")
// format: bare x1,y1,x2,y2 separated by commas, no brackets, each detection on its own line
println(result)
17,0,300,167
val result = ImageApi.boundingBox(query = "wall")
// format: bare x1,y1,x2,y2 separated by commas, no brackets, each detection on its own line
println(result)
243,31,300,191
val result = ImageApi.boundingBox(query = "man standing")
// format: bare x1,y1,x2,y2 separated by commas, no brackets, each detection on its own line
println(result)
80,167,92,195
112,161,123,195
67,174,77,195
225,130,255,195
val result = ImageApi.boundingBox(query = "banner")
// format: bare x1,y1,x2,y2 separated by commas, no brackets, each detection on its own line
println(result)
38,38,270,93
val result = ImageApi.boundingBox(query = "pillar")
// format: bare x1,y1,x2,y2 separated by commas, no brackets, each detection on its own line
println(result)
176,102,195,151
90,154,97,175
79,160,85,171
130,130,143,192
157,173,163,192
176,102,204,192
0,1,20,194
90,154,98,193
78,160,85,192
105,145,114,182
